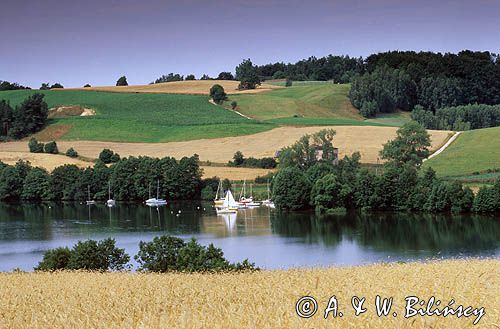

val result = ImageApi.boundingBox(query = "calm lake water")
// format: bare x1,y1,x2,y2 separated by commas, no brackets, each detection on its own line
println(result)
0,202,498,271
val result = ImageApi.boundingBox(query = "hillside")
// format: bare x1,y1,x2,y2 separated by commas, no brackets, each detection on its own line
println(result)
423,127,500,177
225,82,411,126
66,80,281,95
0,90,275,142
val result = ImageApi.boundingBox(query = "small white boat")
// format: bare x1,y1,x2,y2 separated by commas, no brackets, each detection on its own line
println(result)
261,179,275,208
86,185,96,205
106,182,116,207
214,181,225,207
216,189,238,214
146,180,167,207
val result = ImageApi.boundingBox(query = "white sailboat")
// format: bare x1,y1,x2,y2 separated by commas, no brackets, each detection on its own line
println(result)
261,179,275,208
216,189,238,214
146,180,167,207
86,185,96,205
246,183,261,207
106,182,116,207
214,180,225,207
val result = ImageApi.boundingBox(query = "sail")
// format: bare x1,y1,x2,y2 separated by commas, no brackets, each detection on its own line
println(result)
227,190,238,208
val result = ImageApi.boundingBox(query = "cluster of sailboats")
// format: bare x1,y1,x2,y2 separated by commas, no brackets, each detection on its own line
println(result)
86,180,167,208
214,180,275,215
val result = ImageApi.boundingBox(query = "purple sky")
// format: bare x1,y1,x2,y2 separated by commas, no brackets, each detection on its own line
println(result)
1,0,499,88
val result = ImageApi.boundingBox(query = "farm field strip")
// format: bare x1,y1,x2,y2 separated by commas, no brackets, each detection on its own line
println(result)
65,80,282,95
423,127,500,177
0,259,497,328
0,126,451,165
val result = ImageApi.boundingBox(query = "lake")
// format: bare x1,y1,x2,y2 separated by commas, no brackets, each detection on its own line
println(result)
0,202,498,271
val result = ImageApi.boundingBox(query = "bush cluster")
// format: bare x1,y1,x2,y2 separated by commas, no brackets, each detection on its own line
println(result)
36,236,258,273
228,151,277,169
28,138,58,154
99,148,120,164
0,94,48,139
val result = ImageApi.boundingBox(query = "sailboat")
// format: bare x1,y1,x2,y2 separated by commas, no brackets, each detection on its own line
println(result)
214,181,225,207
238,180,260,207
261,179,275,208
146,180,167,207
106,182,116,207
216,189,238,214
86,185,96,205
246,183,261,207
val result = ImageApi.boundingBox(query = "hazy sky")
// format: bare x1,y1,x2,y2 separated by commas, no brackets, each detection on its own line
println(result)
1,0,499,88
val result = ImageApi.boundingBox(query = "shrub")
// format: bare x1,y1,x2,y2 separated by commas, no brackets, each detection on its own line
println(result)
83,84,91,88
209,84,227,104
285,78,293,87
135,235,257,273
65,147,78,158
185,74,195,81
231,101,238,109
99,149,115,164
67,238,130,271
35,247,71,271
50,83,64,89
28,137,44,153
43,141,58,154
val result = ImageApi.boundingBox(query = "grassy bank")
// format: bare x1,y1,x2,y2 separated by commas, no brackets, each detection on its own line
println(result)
423,127,500,177
0,90,275,142
0,259,497,328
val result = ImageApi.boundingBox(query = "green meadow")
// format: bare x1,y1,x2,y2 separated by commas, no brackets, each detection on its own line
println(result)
423,127,500,177
0,90,275,142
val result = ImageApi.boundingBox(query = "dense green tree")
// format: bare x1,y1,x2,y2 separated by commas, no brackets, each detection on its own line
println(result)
39,83,50,90
28,137,44,153
154,73,183,83
65,147,78,158
380,121,430,167
209,84,227,104
0,100,13,136
236,59,261,90
200,74,211,80
65,238,130,271
50,164,82,200
9,93,48,139
230,101,237,109
99,148,115,163
43,141,58,154
0,161,31,200
116,76,128,86
217,72,234,80
35,247,71,271
185,74,196,80
0,80,30,91
83,84,91,88
310,174,347,212
21,167,52,200
272,167,312,210
50,83,64,89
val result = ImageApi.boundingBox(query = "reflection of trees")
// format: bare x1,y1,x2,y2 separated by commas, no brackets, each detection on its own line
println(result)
271,211,500,253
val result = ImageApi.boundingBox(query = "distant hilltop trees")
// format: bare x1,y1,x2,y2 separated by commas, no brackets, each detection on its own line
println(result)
0,80,30,91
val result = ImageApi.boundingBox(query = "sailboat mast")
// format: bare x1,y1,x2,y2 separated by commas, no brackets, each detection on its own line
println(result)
108,182,111,199
157,180,160,199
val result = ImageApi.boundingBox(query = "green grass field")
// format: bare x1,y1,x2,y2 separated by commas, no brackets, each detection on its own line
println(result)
365,111,412,127
423,127,500,177
0,90,275,142
227,84,363,121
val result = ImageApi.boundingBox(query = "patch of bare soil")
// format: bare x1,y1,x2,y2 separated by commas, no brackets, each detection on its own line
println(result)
48,105,95,118
31,124,73,141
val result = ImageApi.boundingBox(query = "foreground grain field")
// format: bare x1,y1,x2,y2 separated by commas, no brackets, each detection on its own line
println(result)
66,80,281,95
0,126,452,165
0,259,497,328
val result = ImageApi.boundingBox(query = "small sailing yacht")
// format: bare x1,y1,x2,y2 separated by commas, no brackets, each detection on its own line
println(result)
214,181,225,207
86,185,96,205
106,182,116,207
261,179,275,208
246,183,261,207
146,180,167,207
216,189,238,214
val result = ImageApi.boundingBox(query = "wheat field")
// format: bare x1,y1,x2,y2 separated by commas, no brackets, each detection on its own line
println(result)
65,80,281,95
0,126,452,166
0,259,497,329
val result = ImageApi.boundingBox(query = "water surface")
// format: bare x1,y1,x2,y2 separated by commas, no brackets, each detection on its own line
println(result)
0,202,498,271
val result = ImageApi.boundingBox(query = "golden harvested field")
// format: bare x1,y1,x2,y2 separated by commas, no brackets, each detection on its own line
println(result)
0,126,452,165
65,80,281,95
0,151,92,171
0,259,497,328
201,166,275,180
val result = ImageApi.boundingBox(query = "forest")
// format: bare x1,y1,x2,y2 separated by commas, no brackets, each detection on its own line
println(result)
271,126,500,213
